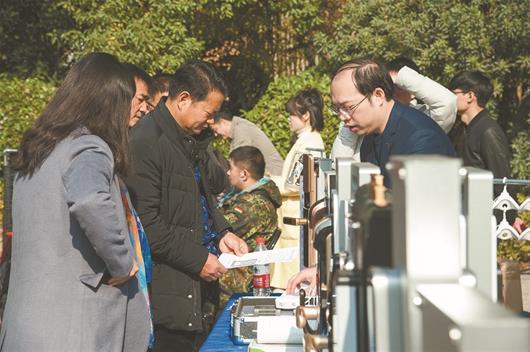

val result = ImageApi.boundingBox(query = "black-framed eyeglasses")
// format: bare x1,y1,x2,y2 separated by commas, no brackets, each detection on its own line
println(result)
329,95,368,119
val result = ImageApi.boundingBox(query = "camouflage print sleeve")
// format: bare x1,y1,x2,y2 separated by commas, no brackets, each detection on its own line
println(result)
222,194,270,244
222,202,251,238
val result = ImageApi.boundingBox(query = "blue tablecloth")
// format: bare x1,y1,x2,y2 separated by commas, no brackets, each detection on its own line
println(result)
200,293,248,351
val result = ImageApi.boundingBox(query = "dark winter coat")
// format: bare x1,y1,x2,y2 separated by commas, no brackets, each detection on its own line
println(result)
125,101,230,332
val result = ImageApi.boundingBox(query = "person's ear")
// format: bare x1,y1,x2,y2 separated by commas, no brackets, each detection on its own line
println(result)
176,91,192,111
467,91,476,104
240,169,249,182
372,87,386,106
301,112,310,122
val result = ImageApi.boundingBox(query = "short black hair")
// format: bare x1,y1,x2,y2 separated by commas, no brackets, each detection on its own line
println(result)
151,73,172,96
386,57,420,74
229,146,265,180
169,60,228,102
214,110,233,123
286,88,324,132
333,58,394,102
448,70,493,108
123,62,154,89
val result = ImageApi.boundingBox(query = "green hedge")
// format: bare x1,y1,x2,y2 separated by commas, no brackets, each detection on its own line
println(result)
242,69,339,159
0,75,56,232
0,75,56,155
511,132,530,182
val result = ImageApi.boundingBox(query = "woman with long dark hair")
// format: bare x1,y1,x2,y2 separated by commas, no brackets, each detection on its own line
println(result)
0,52,150,351
269,88,325,290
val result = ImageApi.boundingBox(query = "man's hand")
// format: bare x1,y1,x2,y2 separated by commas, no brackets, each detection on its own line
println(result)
108,261,139,287
286,267,317,295
219,232,249,256
200,253,227,282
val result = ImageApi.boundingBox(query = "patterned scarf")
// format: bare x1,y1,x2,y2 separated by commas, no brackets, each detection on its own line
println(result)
119,179,154,348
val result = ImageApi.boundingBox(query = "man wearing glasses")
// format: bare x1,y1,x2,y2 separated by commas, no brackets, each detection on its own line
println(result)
448,70,525,232
123,63,154,127
448,70,510,180
330,58,455,187
330,57,457,161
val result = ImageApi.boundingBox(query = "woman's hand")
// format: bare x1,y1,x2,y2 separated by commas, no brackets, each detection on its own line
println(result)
108,261,139,287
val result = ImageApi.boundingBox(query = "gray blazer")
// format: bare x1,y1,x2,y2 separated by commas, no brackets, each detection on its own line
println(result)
0,131,149,351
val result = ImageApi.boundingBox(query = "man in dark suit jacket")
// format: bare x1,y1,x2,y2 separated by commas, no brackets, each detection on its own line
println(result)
330,58,455,187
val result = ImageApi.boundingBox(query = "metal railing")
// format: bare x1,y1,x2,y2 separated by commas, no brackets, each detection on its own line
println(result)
493,177,530,240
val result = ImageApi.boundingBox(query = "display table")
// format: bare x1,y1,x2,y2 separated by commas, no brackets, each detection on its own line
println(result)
200,293,249,351
200,293,292,351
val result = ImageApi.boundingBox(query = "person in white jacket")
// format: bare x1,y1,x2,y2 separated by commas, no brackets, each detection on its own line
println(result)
330,57,456,160
270,88,325,289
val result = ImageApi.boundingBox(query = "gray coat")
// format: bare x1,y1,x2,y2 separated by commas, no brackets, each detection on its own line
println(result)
230,116,284,176
0,131,150,352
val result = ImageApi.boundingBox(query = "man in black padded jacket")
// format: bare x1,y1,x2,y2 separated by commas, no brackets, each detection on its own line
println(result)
125,61,248,352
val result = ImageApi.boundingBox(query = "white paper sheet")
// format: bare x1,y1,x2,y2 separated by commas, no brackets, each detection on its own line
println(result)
248,340,304,352
256,315,304,344
218,247,297,269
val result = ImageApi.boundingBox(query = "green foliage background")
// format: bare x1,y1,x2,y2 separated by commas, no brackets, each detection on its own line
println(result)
0,76,56,155
0,0,529,258
312,0,529,131
57,0,205,74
